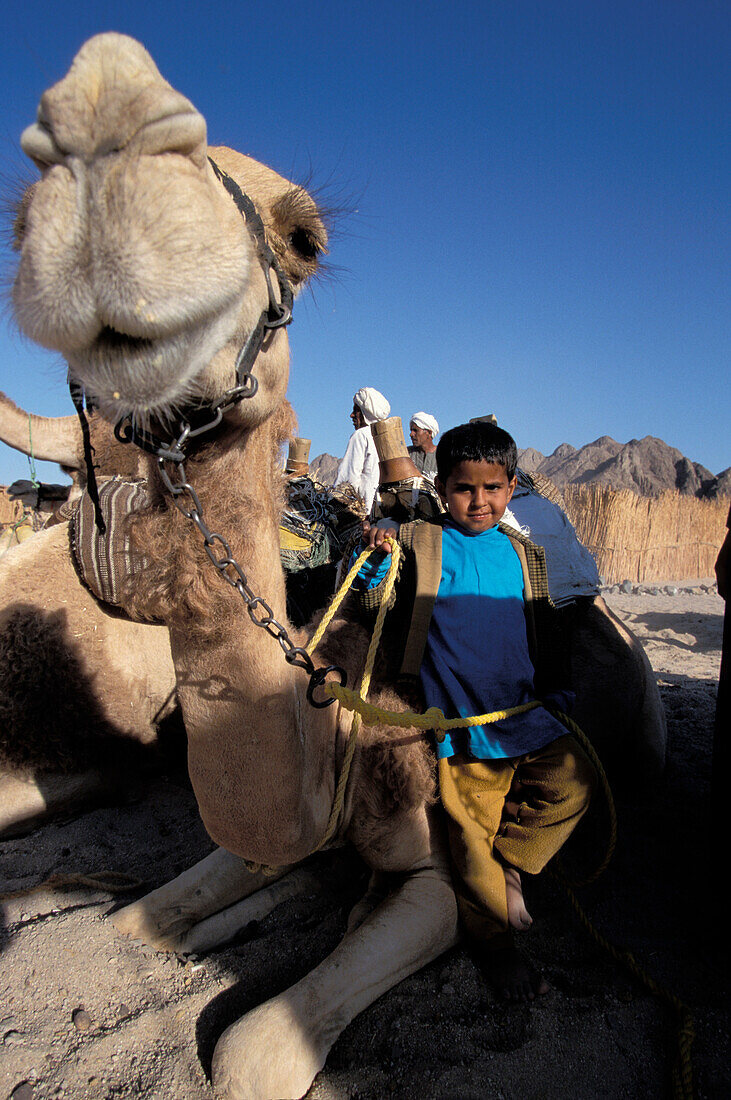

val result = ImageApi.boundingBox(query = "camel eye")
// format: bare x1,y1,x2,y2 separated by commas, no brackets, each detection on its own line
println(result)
288,227,320,261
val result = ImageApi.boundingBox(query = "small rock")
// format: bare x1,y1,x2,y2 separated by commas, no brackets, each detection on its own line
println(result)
118,1003,131,1019
664,585,679,596
4,1030,24,1046
72,1007,91,1032
619,579,633,594
441,982,456,996
10,1083,34,1100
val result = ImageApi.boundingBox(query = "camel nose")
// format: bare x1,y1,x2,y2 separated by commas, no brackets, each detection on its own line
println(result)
21,33,207,166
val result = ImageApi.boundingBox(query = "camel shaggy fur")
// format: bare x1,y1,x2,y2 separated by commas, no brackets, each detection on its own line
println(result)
6,32,666,1098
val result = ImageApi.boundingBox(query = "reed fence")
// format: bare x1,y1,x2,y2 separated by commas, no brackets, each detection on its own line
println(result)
563,485,729,584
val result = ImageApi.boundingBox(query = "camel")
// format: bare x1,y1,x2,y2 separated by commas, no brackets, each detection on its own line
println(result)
9,34,460,1097
0,407,176,836
0,389,145,498
5,32,667,1098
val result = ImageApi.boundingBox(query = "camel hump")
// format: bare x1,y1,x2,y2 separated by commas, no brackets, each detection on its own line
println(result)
22,33,206,165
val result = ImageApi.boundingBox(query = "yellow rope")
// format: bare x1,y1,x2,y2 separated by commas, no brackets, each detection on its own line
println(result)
321,685,542,738
559,877,695,1100
305,544,388,655
241,543,402,871
307,542,403,851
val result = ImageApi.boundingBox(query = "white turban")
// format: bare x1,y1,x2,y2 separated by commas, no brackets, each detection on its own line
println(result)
354,387,390,424
410,411,439,438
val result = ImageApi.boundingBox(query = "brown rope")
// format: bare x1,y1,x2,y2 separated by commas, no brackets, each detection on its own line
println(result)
0,871,143,901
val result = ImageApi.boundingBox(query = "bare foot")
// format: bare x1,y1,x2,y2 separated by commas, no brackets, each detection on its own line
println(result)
504,866,532,931
481,941,550,1003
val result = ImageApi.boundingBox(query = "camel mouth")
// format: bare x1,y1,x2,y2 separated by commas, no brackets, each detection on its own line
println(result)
95,326,154,356
67,304,242,423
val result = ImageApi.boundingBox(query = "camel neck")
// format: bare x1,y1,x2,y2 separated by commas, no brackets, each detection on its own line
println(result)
166,415,334,864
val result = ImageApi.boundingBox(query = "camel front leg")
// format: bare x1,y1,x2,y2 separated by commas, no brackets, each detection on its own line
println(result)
175,866,321,954
111,847,293,950
212,860,458,1100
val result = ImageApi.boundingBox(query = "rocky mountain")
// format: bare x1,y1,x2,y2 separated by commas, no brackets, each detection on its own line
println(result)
309,453,340,485
517,436,727,498
310,438,729,499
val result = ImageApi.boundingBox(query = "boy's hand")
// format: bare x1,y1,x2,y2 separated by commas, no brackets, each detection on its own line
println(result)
362,520,398,553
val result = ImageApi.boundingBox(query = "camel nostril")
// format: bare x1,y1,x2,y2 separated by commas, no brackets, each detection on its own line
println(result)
133,110,207,159
20,121,64,168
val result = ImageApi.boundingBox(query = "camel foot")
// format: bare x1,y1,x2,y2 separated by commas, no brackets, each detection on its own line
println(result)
111,848,293,951
176,867,320,953
213,994,330,1100
213,864,458,1099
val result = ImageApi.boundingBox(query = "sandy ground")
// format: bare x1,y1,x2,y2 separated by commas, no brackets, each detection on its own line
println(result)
1,583,727,1100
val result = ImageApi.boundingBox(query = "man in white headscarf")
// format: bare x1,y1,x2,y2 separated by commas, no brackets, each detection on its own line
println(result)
408,411,439,482
334,387,391,511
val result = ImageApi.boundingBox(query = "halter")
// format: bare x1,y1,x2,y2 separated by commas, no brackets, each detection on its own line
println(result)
109,157,294,463
68,159,345,705
70,157,294,526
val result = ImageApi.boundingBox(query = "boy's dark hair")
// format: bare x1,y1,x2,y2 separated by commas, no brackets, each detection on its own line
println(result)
436,421,518,483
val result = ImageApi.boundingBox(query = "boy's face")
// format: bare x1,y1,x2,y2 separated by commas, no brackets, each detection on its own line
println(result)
436,460,517,534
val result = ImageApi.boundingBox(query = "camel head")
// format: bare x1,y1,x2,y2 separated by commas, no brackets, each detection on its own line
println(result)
13,33,327,437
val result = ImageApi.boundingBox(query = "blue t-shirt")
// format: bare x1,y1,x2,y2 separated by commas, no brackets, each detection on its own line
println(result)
352,521,568,760
420,523,566,759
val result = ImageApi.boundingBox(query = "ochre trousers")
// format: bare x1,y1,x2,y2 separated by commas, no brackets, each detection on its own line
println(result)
438,733,596,944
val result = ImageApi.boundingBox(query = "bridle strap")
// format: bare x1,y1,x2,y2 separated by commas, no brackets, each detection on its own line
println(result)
105,157,294,463
208,158,293,330
69,378,106,534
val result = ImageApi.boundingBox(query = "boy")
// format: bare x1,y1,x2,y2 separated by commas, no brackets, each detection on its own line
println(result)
354,421,596,1001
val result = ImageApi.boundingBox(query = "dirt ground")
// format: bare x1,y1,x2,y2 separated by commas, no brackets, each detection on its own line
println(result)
1,583,727,1099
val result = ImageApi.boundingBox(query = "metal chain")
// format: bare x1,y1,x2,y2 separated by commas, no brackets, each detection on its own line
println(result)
157,456,317,676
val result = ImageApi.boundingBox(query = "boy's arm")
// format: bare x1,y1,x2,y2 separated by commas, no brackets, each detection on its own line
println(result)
347,520,399,590
343,520,405,618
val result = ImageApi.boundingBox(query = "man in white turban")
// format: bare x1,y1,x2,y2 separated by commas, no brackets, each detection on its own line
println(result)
408,411,439,482
334,387,391,511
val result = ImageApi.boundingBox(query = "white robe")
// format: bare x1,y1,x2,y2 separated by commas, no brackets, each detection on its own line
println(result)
334,425,379,511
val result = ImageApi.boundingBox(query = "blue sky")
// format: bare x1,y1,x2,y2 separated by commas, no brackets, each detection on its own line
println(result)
0,0,728,488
